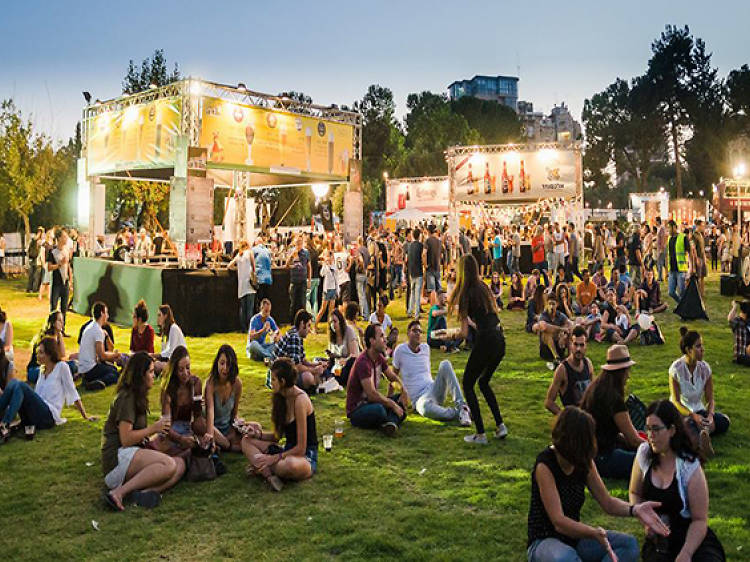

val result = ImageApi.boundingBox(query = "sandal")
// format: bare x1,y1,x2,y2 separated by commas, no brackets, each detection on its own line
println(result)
0,424,10,443
102,491,124,511
266,475,284,492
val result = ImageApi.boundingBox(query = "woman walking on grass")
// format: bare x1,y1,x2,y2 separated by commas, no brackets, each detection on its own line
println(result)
448,254,507,444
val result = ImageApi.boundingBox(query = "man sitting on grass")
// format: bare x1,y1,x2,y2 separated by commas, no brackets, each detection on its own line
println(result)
633,268,668,314
246,298,280,362
426,290,462,353
272,310,325,392
728,299,750,366
544,326,593,415
78,302,122,391
535,295,573,370
346,324,408,436
393,320,471,425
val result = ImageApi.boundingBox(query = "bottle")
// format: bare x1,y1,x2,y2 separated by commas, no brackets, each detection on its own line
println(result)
467,163,474,195
502,161,509,194
519,160,526,193
484,162,491,194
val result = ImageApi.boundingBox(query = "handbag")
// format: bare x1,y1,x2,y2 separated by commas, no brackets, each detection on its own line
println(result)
626,393,647,432
186,447,217,482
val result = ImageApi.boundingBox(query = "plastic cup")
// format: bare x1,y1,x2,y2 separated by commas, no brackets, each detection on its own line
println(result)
334,420,344,438
323,434,333,451
25,425,36,441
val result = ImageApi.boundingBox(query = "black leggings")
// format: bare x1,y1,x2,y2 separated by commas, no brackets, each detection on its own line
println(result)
462,328,505,434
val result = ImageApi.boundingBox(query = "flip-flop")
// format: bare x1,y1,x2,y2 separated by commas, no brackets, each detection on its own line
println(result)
102,491,124,511
129,490,161,509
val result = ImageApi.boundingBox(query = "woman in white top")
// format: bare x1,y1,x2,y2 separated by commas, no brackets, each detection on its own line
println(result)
669,327,730,460
152,304,186,376
0,337,96,442
315,250,339,330
629,400,726,561
0,305,13,365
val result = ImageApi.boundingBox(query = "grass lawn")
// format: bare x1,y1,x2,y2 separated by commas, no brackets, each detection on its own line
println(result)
1,272,748,561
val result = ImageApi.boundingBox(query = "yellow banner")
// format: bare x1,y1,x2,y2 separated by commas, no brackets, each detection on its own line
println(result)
199,97,354,178
86,97,181,174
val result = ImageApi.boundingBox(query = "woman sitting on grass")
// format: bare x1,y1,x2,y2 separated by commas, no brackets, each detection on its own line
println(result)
154,346,206,457
506,271,526,310
26,311,78,384
527,406,666,562
151,304,186,376
241,358,318,492
629,400,726,561
130,299,154,354
203,344,243,452
0,305,14,366
101,352,185,511
527,285,546,334
1,337,96,443
555,283,575,321
327,308,360,387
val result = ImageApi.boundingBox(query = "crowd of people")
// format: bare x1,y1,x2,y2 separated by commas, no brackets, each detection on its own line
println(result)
1,213,745,561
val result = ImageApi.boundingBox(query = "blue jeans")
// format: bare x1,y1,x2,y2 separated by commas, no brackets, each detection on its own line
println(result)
668,270,685,303
349,394,406,429
356,273,369,317
414,360,465,420
247,340,275,361
82,362,119,387
239,293,255,333
595,448,636,480
306,277,320,318
527,531,639,562
657,251,666,282
408,276,423,318
0,379,55,428
389,264,403,299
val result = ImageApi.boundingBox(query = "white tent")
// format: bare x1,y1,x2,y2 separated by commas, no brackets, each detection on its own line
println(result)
388,208,431,221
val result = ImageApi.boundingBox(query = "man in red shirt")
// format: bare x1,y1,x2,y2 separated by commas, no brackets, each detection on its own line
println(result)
575,268,598,315
531,225,549,286
346,324,408,436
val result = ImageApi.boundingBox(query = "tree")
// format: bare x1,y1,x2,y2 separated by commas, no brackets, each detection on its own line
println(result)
0,100,61,237
122,49,181,94
451,96,522,144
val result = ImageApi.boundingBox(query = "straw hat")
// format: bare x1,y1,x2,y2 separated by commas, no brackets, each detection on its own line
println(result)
601,344,636,371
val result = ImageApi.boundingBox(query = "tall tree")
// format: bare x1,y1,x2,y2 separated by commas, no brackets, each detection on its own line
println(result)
451,96,522,144
0,100,61,237
122,49,181,94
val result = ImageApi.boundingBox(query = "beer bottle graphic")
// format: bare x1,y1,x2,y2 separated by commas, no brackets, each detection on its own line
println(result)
501,161,509,194
519,160,526,193
484,162,491,194
467,163,474,195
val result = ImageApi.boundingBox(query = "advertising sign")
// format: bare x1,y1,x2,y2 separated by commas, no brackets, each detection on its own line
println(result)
386,178,450,213
448,147,580,202
199,97,354,179
86,97,181,174
669,198,708,225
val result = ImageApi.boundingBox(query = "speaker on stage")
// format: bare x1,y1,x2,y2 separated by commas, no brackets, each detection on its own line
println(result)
721,274,738,297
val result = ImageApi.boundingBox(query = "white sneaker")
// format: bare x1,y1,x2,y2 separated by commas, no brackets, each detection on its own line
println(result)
495,423,508,439
546,362,555,371
463,433,488,444
458,405,472,427
317,378,343,394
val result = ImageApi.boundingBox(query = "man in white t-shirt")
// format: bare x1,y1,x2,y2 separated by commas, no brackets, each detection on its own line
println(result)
392,320,471,425
228,240,256,332
78,301,121,391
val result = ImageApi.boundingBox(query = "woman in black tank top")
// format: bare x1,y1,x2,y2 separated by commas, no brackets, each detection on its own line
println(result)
241,358,318,492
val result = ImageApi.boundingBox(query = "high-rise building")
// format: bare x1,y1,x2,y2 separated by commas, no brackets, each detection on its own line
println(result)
447,75,519,110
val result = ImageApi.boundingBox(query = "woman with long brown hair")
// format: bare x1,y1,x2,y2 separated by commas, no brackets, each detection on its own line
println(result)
448,254,507,444
241,358,317,491
151,304,186,376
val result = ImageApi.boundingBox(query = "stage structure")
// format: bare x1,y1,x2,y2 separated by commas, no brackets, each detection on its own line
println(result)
629,192,669,225
75,79,362,333
444,142,584,234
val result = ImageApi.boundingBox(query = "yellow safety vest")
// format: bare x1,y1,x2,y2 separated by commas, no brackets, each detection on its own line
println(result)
669,234,688,272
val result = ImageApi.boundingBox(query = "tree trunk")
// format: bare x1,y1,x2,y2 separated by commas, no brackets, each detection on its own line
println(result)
671,120,682,198
21,212,30,241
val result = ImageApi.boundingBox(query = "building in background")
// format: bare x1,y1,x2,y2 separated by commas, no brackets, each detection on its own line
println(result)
448,75,519,110
518,101,581,144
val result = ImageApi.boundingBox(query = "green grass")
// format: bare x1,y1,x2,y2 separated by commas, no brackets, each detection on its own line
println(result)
1,273,748,561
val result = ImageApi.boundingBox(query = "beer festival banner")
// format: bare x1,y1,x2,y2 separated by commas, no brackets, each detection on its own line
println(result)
86,97,182,174
449,147,580,202
386,178,450,213
199,97,354,179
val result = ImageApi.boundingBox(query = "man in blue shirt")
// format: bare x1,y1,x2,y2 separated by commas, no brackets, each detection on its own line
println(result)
252,234,273,314
491,228,506,283
246,298,280,361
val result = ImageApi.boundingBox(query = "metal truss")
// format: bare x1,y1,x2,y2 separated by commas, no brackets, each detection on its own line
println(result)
386,176,449,185
445,141,582,159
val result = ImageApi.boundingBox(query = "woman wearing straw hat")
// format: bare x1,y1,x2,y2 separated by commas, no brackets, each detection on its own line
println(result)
581,345,646,479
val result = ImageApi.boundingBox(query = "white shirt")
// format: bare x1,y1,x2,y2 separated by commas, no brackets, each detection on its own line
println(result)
236,250,254,298
369,312,393,334
320,262,339,292
51,248,69,283
161,323,186,359
78,321,105,373
392,342,433,401
669,357,711,413
35,361,80,425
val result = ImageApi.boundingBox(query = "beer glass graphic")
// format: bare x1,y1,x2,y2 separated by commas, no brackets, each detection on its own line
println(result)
327,132,334,174
244,122,255,165
305,127,312,171
279,123,288,166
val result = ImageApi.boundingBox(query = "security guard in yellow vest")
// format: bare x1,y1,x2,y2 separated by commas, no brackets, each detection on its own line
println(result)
667,220,688,303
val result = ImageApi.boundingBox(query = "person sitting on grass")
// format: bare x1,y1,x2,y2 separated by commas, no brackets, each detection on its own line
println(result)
544,326,594,415
582,302,603,342
246,298,280,362
591,264,609,302
527,285,546,334
26,311,78,384
490,271,504,310
153,346,206,457
633,268,668,314
241,357,318,492
727,299,750,366
524,268,543,302
326,308,360,388
536,295,573,369
346,323,408,437
574,268,597,315
204,344,243,452
506,271,526,310
152,304,186,376
78,301,122,391
369,296,398,354
101,352,185,511
272,309,325,392
555,283,575,320
599,292,638,345
580,345,645,479
629,400,727,561
129,300,154,354
427,290,462,353
526,406,667,562
1,337,97,443
343,301,365,349
0,305,14,367
393,320,471,426
606,267,632,309
669,328,730,461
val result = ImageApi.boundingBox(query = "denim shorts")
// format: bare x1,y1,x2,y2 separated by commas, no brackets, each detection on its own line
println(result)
324,289,337,301
425,269,441,292
269,444,318,474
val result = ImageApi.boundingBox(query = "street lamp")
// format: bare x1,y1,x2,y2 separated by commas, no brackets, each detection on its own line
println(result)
734,162,747,179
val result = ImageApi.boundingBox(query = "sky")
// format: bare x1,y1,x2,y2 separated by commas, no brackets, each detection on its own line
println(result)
2,0,749,144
